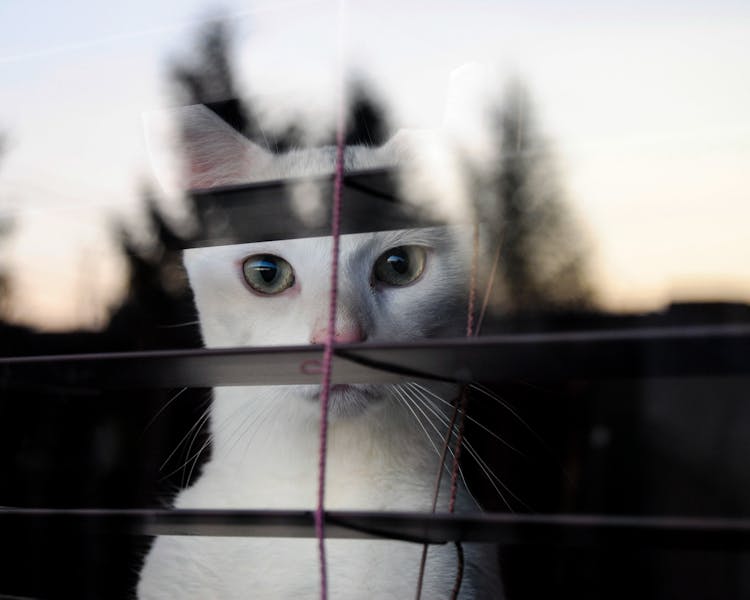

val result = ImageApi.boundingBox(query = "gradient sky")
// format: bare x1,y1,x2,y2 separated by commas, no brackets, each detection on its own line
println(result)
1,0,748,329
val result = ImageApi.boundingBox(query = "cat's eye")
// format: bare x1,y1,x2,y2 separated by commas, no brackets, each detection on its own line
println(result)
373,245,427,287
242,254,295,295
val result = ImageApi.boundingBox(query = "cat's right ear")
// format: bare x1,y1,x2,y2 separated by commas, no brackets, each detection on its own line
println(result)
142,104,271,193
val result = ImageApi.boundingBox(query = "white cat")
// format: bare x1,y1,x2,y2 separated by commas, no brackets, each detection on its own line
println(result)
137,106,502,599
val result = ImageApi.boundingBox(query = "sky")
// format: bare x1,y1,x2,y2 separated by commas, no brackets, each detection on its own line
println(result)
0,0,748,330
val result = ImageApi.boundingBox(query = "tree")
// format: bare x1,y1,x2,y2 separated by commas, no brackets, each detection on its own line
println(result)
171,20,300,152
482,79,593,313
172,21,389,151
345,78,389,146
108,188,199,349
0,133,12,317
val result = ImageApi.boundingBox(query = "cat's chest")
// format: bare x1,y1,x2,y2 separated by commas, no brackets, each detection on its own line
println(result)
176,447,439,511
195,387,444,510
139,536,481,600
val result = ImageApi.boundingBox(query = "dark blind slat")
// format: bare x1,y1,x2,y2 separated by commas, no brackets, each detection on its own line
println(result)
1,325,749,390
3,508,750,550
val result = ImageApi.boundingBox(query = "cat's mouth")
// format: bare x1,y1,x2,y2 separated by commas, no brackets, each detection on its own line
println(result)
308,383,382,419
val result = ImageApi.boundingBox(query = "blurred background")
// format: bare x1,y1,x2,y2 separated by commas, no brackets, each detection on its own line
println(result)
1,1,749,598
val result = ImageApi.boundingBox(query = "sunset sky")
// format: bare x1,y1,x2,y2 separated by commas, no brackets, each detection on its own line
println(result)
1,0,748,330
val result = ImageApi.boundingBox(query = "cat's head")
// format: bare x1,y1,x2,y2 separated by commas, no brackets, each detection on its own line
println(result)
177,105,473,417
177,104,472,336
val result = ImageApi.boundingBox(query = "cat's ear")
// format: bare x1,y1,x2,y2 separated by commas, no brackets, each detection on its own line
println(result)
178,104,272,190
142,104,272,194
376,128,471,224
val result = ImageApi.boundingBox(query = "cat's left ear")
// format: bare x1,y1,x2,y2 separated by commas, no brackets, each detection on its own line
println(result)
179,104,273,190
142,104,272,193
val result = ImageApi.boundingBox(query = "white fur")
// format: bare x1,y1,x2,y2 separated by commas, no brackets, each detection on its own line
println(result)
137,106,502,599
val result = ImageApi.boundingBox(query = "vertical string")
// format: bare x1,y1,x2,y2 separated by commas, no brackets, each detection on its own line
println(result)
414,396,460,600
446,222,480,600
415,222,480,600
449,223,480,512
315,2,347,599
464,222,480,339
474,243,501,337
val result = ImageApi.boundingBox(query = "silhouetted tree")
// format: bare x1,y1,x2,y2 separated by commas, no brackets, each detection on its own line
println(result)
109,21,394,349
171,20,301,151
0,134,12,317
108,189,200,349
485,80,593,312
345,78,389,146
0,228,9,318
172,21,389,152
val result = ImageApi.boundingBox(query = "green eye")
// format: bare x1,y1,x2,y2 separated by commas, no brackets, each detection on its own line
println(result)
373,245,427,286
242,254,295,295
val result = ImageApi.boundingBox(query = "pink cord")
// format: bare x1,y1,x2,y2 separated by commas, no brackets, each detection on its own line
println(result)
448,223,479,510
465,222,480,339
416,223,481,599
315,76,347,600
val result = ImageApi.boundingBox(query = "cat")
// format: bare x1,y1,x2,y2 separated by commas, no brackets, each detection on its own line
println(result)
137,105,503,599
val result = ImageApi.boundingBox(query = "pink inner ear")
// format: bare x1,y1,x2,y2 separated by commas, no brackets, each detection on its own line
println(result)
178,106,261,191
187,152,251,190
187,157,217,190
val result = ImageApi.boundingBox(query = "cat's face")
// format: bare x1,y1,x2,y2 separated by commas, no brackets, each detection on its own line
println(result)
184,227,469,349
184,227,470,418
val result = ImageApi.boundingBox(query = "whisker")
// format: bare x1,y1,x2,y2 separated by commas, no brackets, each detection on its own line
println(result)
401,385,459,445
459,436,530,511
403,389,480,508
159,437,210,485
409,386,530,511
158,408,212,482
395,385,477,506
143,387,189,434
241,401,282,464
408,383,525,456
159,394,245,483
469,382,569,479
389,385,453,480
165,398,246,485
183,430,214,488
446,383,572,496
163,393,279,486
159,403,211,473
468,383,541,440
182,403,221,488
221,402,265,461
157,320,201,328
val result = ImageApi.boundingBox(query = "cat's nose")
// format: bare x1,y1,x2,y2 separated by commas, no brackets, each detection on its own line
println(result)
310,323,366,344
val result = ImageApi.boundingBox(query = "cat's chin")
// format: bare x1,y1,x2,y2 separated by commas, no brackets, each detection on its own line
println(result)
306,384,382,419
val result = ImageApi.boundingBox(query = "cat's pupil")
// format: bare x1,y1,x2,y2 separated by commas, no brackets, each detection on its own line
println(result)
256,259,278,283
387,251,409,274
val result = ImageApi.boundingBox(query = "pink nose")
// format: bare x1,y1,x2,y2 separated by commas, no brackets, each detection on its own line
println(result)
310,324,366,344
